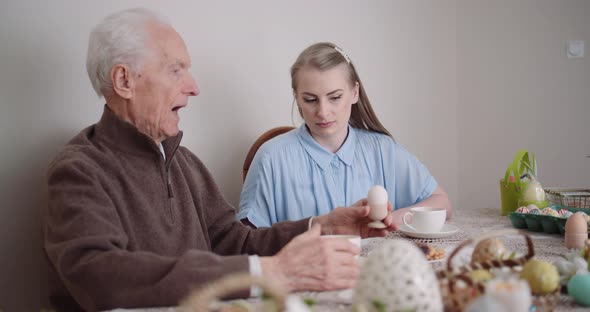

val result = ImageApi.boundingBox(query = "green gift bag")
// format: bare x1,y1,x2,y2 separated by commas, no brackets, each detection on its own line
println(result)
499,150,537,215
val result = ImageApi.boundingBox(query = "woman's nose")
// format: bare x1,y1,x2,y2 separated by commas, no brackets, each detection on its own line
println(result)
316,101,329,118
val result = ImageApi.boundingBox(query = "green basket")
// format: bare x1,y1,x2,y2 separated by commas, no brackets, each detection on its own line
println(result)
500,150,537,216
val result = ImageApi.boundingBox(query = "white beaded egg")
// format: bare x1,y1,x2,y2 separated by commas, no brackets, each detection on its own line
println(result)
353,239,442,312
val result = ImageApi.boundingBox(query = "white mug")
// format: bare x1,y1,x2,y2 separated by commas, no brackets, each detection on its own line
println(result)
402,207,446,233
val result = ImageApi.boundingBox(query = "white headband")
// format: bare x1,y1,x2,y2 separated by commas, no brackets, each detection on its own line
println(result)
334,46,351,64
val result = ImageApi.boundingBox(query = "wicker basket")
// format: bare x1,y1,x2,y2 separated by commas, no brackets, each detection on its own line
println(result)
180,273,288,312
436,229,557,311
545,188,590,209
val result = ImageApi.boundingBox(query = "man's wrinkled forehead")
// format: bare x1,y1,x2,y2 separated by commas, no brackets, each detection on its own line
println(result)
145,22,191,68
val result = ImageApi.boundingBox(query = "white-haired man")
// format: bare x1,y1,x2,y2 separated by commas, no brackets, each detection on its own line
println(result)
43,8,396,311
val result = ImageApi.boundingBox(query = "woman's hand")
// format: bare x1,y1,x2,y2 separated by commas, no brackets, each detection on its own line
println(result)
313,198,397,238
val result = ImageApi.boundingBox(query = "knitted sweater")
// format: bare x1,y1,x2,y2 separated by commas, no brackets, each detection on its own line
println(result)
43,107,308,311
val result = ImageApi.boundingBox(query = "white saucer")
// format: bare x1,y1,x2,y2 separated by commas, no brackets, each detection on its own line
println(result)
399,224,460,239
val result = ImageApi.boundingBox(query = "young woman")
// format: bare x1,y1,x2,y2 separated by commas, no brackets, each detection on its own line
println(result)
238,42,451,228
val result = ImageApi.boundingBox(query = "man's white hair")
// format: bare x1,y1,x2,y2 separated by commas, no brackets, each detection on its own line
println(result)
86,8,169,97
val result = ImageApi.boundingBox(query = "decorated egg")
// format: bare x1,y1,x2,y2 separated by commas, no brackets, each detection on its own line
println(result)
541,207,559,217
466,269,493,283
516,206,529,214
558,209,573,218
522,180,545,202
518,178,549,208
528,208,541,215
472,238,507,264
561,211,574,218
520,259,559,295
353,239,442,312
568,274,590,306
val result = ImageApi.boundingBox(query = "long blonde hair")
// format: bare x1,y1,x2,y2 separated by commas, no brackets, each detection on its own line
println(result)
290,42,393,138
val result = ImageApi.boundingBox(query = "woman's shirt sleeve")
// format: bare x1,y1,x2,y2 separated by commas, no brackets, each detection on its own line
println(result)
237,149,276,227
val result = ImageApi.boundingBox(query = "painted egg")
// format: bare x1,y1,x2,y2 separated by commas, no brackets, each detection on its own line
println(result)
522,180,546,202
472,238,507,264
561,211,574,218
541,207,559,217
353,239,442,312
528,208,541,215
568,274,590,306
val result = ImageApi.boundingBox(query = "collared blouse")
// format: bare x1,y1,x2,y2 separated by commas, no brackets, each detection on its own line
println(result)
237,124,437,227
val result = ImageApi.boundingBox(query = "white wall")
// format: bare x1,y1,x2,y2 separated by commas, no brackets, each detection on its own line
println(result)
0,0,586,310
456,0,590,210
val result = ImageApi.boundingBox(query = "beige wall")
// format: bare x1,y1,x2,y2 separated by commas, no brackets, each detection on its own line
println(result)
456,0,590,210
0,0,587,310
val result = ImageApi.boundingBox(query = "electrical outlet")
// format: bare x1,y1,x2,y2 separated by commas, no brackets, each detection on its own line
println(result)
567,40,584,58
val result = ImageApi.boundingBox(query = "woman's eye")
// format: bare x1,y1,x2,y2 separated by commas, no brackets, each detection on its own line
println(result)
303,98,317,103
330,95,342,101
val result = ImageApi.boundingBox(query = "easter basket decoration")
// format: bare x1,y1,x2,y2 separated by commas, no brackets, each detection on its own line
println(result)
500,150,537,216
436,229,557,312
180,273,292,312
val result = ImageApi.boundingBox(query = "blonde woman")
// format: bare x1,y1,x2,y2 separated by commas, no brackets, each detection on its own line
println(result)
238,42,451,228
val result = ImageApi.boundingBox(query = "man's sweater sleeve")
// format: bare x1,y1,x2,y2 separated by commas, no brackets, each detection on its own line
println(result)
185,150,309,257
43,156,250,311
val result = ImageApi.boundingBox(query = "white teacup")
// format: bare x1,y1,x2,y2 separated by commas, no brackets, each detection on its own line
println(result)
321,235,361,258
402,207,446,233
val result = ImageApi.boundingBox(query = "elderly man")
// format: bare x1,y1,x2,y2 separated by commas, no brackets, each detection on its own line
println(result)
43,8,396,311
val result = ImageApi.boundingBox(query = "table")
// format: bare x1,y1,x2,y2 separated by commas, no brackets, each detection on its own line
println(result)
107,208,588,311
285,208,584,311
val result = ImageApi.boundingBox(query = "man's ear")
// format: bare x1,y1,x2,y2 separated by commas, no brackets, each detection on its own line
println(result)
110,64,135,99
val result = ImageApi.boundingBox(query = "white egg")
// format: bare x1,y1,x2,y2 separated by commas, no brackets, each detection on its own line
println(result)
368,185,388,205
522,180,546,202
353,239,443,312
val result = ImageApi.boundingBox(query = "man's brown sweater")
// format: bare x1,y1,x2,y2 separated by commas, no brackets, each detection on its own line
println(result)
43,107,308,311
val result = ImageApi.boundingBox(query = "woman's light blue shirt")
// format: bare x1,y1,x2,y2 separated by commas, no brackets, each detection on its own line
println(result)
237,124,438,227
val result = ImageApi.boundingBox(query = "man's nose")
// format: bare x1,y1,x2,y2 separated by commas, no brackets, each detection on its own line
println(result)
184,74,199,96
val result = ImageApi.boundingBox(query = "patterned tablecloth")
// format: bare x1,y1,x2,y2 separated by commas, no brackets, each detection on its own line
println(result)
107,208,588,312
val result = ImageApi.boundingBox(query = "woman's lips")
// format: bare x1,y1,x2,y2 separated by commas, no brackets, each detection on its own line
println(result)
316,121,335,128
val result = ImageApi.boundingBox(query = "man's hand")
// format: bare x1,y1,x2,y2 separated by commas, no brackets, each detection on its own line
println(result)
260,224,360,292
314,198,398,238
